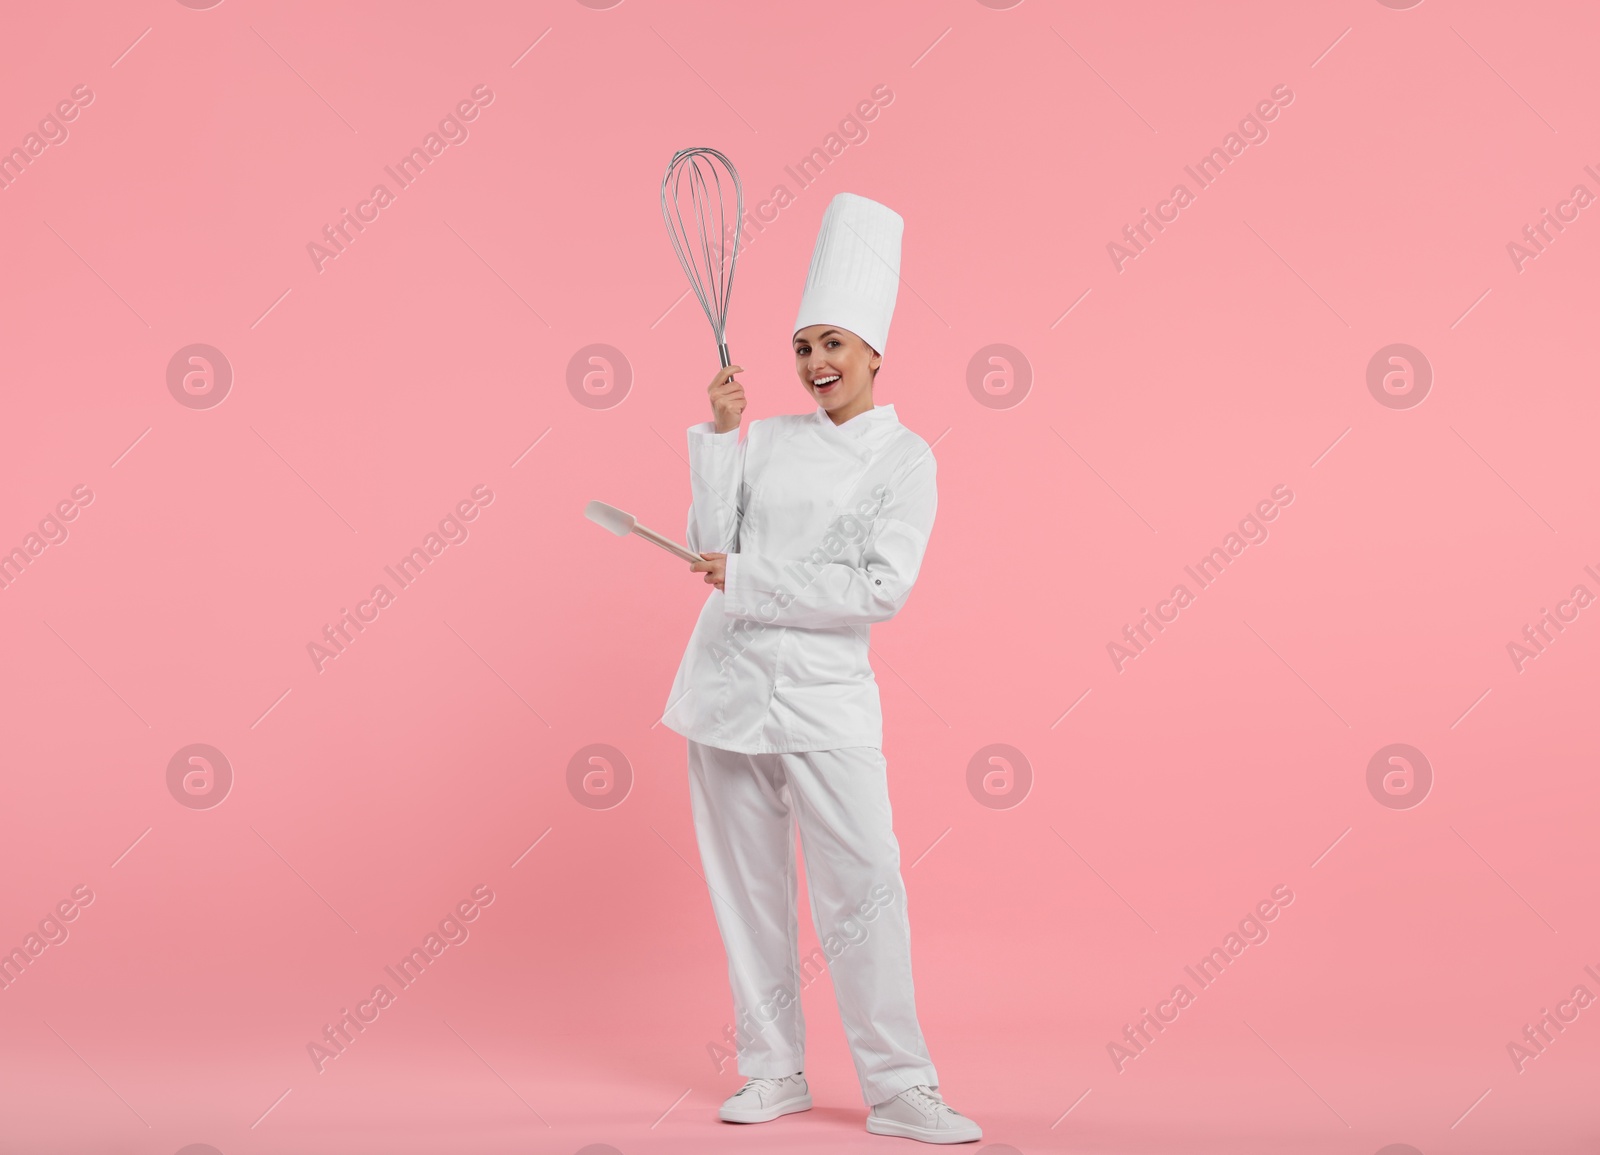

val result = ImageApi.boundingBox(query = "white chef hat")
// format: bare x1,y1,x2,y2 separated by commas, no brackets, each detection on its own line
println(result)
792,192,903,357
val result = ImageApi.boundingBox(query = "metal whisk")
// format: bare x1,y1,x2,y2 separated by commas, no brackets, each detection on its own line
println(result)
660,147,744,371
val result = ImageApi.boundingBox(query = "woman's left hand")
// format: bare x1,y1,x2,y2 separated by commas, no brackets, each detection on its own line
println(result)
690,552,726,591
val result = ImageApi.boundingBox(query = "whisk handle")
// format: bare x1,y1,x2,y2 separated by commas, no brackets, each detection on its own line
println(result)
718,343,732,369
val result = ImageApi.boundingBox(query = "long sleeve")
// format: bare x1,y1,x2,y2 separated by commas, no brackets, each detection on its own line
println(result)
721,447,936,629
684,420,747,556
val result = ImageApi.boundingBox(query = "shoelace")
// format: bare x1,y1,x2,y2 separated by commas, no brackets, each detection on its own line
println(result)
897,1085,955,1120
737,1075,794,1098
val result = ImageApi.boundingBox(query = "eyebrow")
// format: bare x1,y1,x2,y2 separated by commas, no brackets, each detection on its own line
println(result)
794,329,841,346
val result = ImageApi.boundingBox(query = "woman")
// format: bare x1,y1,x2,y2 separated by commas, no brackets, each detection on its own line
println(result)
661,192,981,1144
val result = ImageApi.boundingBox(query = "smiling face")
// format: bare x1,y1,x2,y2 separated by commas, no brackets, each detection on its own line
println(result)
793,325,881,424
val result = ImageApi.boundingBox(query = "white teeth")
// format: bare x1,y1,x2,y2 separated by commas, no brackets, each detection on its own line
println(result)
814,375,839,386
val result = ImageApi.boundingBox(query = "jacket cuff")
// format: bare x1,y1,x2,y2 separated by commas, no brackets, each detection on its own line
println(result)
723,551,798,620
722,551,745,607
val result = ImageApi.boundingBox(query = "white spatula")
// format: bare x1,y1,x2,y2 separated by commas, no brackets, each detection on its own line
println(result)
585,500,706,564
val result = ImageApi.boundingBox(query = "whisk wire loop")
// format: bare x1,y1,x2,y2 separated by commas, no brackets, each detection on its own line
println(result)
661,147,744,367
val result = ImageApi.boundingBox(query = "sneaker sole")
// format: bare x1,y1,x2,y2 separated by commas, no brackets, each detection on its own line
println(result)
865,1115,982,1143
719,1093,813,1124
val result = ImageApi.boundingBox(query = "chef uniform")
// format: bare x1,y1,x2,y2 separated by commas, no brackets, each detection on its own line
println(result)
661,192,942,1110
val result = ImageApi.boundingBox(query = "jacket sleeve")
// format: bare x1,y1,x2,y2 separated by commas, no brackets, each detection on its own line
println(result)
684,420,747,556
721,447,936,629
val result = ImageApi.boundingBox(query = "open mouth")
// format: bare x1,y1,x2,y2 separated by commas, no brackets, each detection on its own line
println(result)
812,374,840,395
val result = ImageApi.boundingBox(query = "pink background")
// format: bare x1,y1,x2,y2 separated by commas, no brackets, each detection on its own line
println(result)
2,1,1597,1153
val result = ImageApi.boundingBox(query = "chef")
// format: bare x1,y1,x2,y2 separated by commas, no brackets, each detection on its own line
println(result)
662,191,982,1144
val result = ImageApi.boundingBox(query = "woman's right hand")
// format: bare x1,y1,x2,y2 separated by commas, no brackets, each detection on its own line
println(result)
709,365,745,434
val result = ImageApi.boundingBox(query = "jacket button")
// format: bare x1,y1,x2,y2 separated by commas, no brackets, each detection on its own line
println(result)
874,579,882,585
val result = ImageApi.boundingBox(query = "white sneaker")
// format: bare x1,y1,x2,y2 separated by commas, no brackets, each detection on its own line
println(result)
719,1072,812,1123
866,1084,982,1143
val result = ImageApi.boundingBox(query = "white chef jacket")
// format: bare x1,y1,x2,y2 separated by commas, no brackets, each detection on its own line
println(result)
660,402,937,754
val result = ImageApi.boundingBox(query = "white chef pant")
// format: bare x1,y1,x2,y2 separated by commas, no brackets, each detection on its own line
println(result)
686,738,939,1108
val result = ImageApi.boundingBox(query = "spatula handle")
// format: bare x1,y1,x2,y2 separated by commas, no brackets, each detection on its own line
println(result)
632,524,706,564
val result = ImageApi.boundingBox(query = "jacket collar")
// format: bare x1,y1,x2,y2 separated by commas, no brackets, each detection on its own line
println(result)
813,402,897,437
